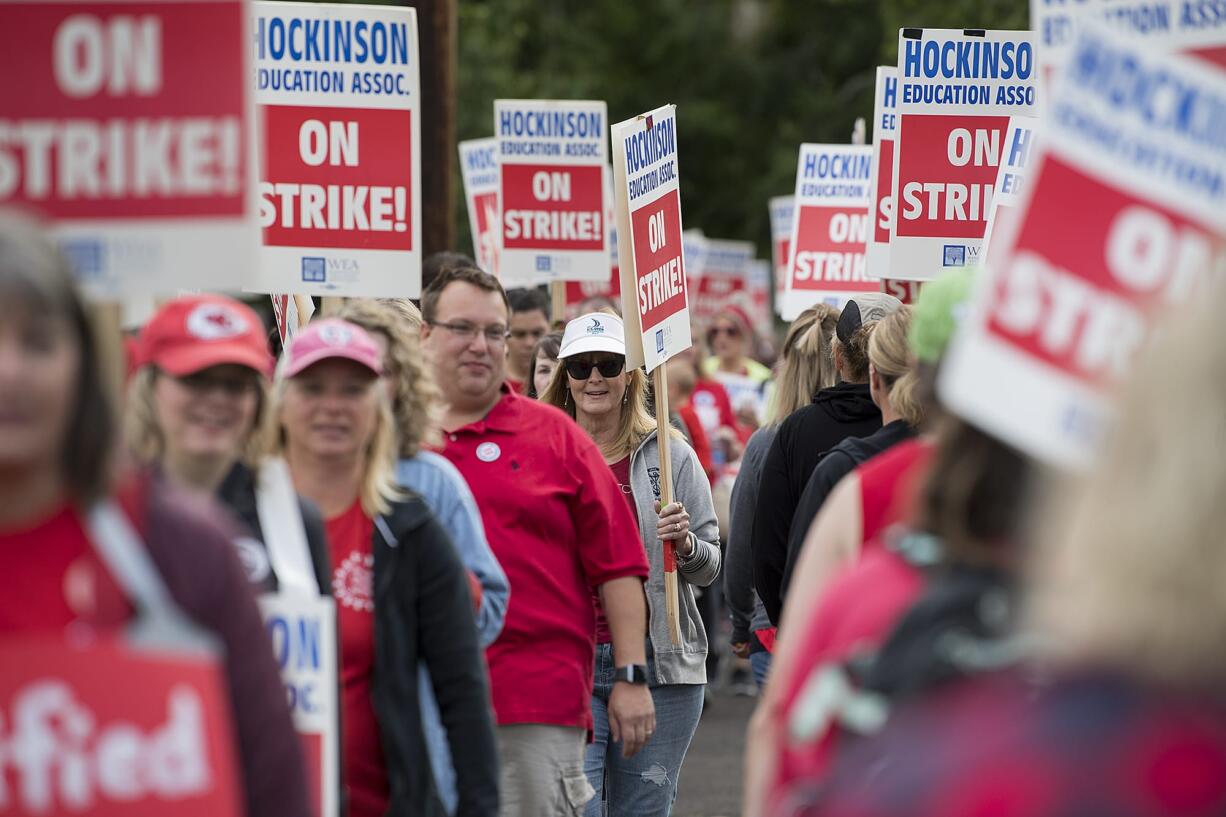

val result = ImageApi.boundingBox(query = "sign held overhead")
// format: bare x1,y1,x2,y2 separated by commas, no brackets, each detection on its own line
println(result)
890,27,1037,280
0,0,257,298
496,99,609,287
939,22,1226,469
611,105,691,373
250,1,422,298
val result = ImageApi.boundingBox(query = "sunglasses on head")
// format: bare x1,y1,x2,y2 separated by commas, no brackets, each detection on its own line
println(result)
565,356,625,380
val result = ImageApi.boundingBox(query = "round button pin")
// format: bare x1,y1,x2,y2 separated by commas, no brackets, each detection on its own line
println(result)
476,442,501,463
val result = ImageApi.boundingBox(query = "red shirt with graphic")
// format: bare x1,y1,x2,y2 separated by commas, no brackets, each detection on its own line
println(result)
326,500,387,817
594,455,637,644
0,503,130,632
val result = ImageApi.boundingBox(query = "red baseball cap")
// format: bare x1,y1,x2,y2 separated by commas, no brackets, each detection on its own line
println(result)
137,295,274,378
281,319,383,379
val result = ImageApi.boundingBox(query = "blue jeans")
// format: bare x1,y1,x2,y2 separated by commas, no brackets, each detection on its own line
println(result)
750,651,772,689
583,643,704,817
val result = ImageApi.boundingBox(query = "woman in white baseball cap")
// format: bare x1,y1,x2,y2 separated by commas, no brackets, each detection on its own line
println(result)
541,312,722,817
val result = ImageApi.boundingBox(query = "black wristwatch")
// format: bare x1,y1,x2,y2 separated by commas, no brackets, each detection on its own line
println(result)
613,664,650,685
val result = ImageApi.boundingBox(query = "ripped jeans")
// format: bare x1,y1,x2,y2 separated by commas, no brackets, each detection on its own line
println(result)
583,643,705,817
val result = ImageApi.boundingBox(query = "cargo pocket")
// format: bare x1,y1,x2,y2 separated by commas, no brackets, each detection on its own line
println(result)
560,770,595,816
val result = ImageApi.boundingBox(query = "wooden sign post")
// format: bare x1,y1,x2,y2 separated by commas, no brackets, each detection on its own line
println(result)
611,105,695,646
551,281,567,329
651,365,683,645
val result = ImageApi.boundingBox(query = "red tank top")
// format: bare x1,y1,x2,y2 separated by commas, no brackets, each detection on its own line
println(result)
858,437,934,545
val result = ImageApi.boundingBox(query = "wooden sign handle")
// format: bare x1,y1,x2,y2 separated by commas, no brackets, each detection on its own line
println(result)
652,364,683,646
550,281,566,328
320,296,345,317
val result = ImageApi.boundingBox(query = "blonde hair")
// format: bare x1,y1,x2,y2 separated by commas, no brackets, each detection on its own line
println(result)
1028,290,1226,687
540,360,662,461
336,299,441,458
377,297,424,330
768,304,840,426
269,352,403,519
868,307,923,427
125,366,273,469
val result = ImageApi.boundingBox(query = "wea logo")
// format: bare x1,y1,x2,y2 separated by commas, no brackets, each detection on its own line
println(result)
301,257,326,282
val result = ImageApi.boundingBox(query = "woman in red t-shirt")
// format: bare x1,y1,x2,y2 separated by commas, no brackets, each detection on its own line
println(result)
273,318,498,817
0,215,307,817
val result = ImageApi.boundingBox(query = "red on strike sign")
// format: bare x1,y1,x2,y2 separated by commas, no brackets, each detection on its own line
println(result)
0,3,246,218
0,1,254,296
0,637,242,817
939,24,1226,469
895,115,1008,240
501,164,604,251
983,158,1209,382
261,106,412,251
250,2,422,297
496,99,609,286
881,278,923,304
873,139,895,244
459,137,500,276
768,195,793,311
565,269,621,307
791,207,870,289
865,66,897,279
612,105,692,372
630,189,687,329
890,28,1036,281
782,143,877,320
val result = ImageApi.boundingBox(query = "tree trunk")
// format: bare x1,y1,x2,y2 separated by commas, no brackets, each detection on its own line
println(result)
400,0,456,257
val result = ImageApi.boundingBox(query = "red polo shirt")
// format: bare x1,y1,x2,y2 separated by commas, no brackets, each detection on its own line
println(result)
441,387,648,731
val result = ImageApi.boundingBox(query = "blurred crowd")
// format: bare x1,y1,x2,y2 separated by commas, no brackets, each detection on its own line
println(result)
3,212,1226,817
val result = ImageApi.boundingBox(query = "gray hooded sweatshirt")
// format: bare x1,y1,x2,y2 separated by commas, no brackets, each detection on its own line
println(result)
627,429,722,685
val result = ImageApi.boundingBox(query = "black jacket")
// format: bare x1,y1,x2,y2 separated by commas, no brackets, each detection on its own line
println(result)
780,420,916,603
752,382,880,624
216,462,332,595
373,495,499,817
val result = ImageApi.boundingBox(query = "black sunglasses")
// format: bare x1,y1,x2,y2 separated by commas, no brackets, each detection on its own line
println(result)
565,356,625,380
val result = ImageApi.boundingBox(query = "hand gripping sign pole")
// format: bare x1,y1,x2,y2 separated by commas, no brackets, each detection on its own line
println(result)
611,105,693,645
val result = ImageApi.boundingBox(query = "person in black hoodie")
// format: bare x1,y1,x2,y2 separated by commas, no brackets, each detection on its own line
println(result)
752,294,902,625
275,318,498,817
780,307,923,602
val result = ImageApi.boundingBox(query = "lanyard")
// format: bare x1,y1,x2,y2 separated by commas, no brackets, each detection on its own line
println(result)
255,457,319,597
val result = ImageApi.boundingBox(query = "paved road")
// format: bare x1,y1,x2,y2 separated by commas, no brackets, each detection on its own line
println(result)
674,689,756,817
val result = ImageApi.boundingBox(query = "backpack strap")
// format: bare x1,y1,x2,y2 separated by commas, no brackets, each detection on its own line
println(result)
255,457,319,597
87,497,219,655
88,500,178,619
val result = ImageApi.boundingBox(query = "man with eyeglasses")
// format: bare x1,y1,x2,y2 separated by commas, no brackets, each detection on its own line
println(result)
504,288,552,394
420,267,654,817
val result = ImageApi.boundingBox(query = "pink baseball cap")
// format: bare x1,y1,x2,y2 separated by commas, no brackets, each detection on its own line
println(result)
138,295,274,377
282,319,383,378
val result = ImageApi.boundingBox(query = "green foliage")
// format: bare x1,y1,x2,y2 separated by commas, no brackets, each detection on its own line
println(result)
456,0,1027,259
